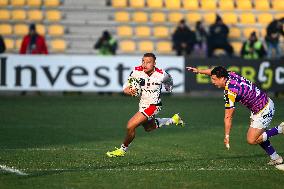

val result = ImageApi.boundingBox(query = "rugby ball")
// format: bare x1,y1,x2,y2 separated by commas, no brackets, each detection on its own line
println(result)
128,77,142,97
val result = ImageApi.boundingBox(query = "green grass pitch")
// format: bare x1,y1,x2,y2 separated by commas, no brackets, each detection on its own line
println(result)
0,95,284,189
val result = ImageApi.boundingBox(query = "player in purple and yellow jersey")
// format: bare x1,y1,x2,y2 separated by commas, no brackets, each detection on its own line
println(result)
186,66,284,166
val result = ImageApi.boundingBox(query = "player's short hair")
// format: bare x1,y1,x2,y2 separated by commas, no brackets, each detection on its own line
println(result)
143,53,156,61
211,66,228,78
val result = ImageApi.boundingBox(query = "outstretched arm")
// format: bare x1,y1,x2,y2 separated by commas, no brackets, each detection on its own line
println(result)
224,108,235,150
186,67,212,76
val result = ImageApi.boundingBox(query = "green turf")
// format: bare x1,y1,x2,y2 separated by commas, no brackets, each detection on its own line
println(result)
0,95,284,189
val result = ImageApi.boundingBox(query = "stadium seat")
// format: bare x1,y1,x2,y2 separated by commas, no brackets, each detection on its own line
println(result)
218,0,234,10
4,38,14,50
11,9,26,21
236,0,252,10
243,27,259,38
28,10,44,21
44,0,60,7
15,39,22,50
186,13,202,24
183,0,199,10
138,40,154,52
203,13,216,25
114,11,130,22
119,40,136,53
112,0,127,8
0,10,10,20
274,13,284,19
168,12,184,23
229,27,241,39
271,0,284,10
50,39,66,52
231,41,242,55
254,0,270,10
258,13,273,25
0,24,13,35
46,10,62,22
129,0,145,8
117,25,133,37
153,26,169,38
133,12,148,23
36,24,46,35
10,0,26,7
0,0,8,7
135,26,151,37
165,0,181,9
200,0,217,10
27,0,41,7
260,28,266,38
222,12,238,25
239,13,255,24
48,25,64,36
14,24,28,36
147,0,163,9
156,41,172,53
150,12,166,23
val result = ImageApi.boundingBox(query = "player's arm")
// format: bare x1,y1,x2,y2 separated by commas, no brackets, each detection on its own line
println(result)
123,85,136,96
224,108,235,149
186,67,212,76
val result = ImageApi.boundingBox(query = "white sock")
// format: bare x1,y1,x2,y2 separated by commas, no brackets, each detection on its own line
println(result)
120,144,128,152
270,152,280,160
155,118,173,128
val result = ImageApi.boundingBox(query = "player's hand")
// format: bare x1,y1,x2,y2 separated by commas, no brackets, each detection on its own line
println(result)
224,135,230,150
129,87,137,97
164,84,172,92
186,67,199,73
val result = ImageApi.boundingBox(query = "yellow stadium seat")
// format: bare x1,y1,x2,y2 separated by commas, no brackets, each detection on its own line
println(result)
114,11,130,22
147,0,163,9
258,13,273,24
183,0,199,10
0,10,10,20
186,13,202,24
0,24,13,35
275,13,284,19
50,39,66,52
28,10,43,21
156,41,172,53
229,27,241,38
236,0,252,10
243,27,259,38
239,13,255,24
48,25,64,36
133,12,148,23
117,25,133,37
11,9,26,21
218,0,234,10
46,10,62,22
222,12,238,25
27,0,41,7
168,12,184,23
138,40,154,52
254,0,270,10
271,0,284,10
15,39,22,50
129,0,145,8
10,0,26,6
14,24,28,36
260,28,266,38
153,26,169,38
135,26,151,37
200,0,217,10
203,13,216,25
231,41,243,55
36,24,46,35
4,38,14,50
120,40,136,53
150,12,166,23
44,0,60,7
112,0,127,8
0,0,8,7
165,0,181,9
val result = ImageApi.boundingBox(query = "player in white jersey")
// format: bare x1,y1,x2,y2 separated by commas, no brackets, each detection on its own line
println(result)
106,53,184,157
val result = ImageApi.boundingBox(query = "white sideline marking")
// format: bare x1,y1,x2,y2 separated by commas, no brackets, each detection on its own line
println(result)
0,148,102,151
0,165,28,176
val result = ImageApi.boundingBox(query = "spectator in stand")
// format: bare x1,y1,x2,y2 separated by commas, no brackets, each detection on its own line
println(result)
207,15,233,58
194,20,208,57
172,19,196,56
94,30,117,55
241,31,266,60
265,17,284,59
20,24,48,54
0,35,6,54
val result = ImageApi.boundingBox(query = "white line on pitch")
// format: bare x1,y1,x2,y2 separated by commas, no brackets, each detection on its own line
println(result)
0,165,28,176
0,148,103,151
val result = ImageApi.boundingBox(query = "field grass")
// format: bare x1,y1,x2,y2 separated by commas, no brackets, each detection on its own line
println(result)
0,95,284,189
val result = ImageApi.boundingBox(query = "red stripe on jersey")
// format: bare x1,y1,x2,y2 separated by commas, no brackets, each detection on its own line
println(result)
144,105,157,117
135,66,143,71
155,67,163,74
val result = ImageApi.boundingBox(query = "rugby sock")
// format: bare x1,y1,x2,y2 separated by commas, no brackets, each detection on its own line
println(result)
262,126,282,142
259,140,279,160
155,118,173,128
121,144,128,152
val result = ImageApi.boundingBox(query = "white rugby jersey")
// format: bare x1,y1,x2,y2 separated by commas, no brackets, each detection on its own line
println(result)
124,66,173,107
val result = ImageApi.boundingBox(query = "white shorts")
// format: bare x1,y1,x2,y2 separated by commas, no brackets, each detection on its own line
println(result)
250,98,275,129
139,104,162,120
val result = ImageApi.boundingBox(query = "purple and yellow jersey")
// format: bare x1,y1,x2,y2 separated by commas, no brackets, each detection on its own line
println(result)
224,72,268,114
